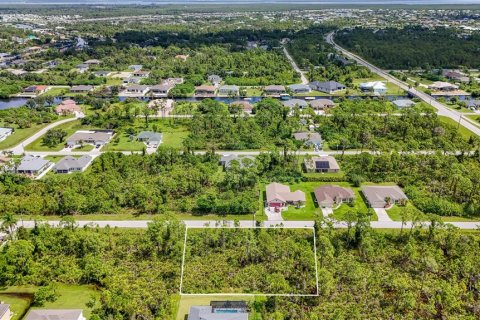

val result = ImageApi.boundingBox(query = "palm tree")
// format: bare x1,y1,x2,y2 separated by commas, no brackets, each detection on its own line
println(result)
1,212,18,239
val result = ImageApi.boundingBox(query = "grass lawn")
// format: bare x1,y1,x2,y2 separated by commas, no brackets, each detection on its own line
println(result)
176,295,256,320
245,87,263,96
102,133,144,152
73,144,94,152
443,102,474,113
352,77,405,95
0,284,98,319
106,78,123,85
386,203,424,221
438,115,477,140
295,90,330,97
42,87,68,97
24,120,95,152
0,123,48,150
466,115,480,127
172,101,199,115
439,216,480,222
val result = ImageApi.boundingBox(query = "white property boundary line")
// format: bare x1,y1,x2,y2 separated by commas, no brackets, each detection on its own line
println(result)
179,225,320,297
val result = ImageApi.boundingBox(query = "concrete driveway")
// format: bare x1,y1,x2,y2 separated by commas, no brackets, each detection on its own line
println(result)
320,207,333,217
264,207,284,221
373,208,393,222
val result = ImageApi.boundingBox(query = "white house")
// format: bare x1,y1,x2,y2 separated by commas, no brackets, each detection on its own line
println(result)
0,128,13,142
359,81,387,95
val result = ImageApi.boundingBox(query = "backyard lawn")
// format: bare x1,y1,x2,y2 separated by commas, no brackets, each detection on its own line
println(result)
0,284,99,319
0,123,49,150
331,185,376,221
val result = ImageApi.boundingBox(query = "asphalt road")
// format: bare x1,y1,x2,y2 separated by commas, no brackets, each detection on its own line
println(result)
15,219,480,230
283,46,309,85
325,31,480,137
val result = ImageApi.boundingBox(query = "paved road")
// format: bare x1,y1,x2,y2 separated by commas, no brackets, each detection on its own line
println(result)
283,46,309,85
325,32,480,137
6,116,81,155
15,219,480,230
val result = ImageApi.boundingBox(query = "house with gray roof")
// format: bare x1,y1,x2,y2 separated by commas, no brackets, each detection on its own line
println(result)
293,132,322,149
309,81,346,94
282,99,308,109
137,131,162,147
8,155,52,177
66,130,114,148
288,84,311,94
70,85,93,93
24,309,85,320
309,99,335,110
361,185,408,208
188,301,248,320
220,154,255,169
0,127,13,142
53,155,92,174
150,84,173,97
0,303,12,320
218,85,239,96
264,85,286,95
392,99,415,109
208,75,222,86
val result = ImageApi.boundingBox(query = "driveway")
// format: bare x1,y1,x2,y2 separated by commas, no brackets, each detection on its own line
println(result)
320,207,333,217
373,208,393,222
264,207,284,221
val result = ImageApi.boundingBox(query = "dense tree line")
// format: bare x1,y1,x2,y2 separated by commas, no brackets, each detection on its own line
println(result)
0,106,58,129
339,153,480,217
317,99,474,152
336,26,480,69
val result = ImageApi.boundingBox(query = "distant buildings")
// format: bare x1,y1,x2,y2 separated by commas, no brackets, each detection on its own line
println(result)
293,132,322,149
23,85,48,95
55,99,81,115
137,131,162,147
309,99,335,111
303,156,339,173
218,85,239,96
208,75,222,86
392,99,415,109
229,101,253,113
288,84,311,94
195,85,216,96
70,85,93,93
264,85,286,95
283,99,308,109
428,81,459,92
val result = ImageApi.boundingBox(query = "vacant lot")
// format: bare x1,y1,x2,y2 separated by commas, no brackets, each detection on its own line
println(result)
182,227,317,295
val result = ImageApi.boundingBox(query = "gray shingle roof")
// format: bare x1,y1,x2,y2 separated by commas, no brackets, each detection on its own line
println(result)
53,155,92,171
0,304,10,319
137,131,162,143
25,309,83,320
16,155,51,172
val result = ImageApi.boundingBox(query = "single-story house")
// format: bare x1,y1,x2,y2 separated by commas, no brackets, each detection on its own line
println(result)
195,85,216,95
8,155,52,176
84,59,101,65
0,303,13,320
229,101,253,113
443,70,469,83
392,99,415,109
220,154,255,168
76,64,89,73
188,301,248,320
132,70,150,78
70,85,93,93
218,85,239,96
467,100,480,109
309,81,346,94
166,77,184,85
264,85,286,95
314,185,355,208
360,81,387,94
126,85,150,95
93,71,112,77
128,64,143,71
309,98,335,110
266,182,306,208
137,131,162,147
66,130,114,148
123,77,142,84
23,85,48,94
150,84,173,97
303,156,339,173
25,310,86,320
293,132,322,149
53,155,92,174
361,185,408,208
55,99,81,115
0,127,13,142
428,81,459,92
289,84,311,94
283,99,308,109
208,75,222,86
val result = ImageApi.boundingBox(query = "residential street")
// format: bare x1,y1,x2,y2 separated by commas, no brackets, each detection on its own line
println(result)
325,31,480,137
15,219,480,230
283,46,309,85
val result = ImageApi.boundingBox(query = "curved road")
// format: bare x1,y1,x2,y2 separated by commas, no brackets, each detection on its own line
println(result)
325,32,480,137
283,46,309,85
5,116,81,155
